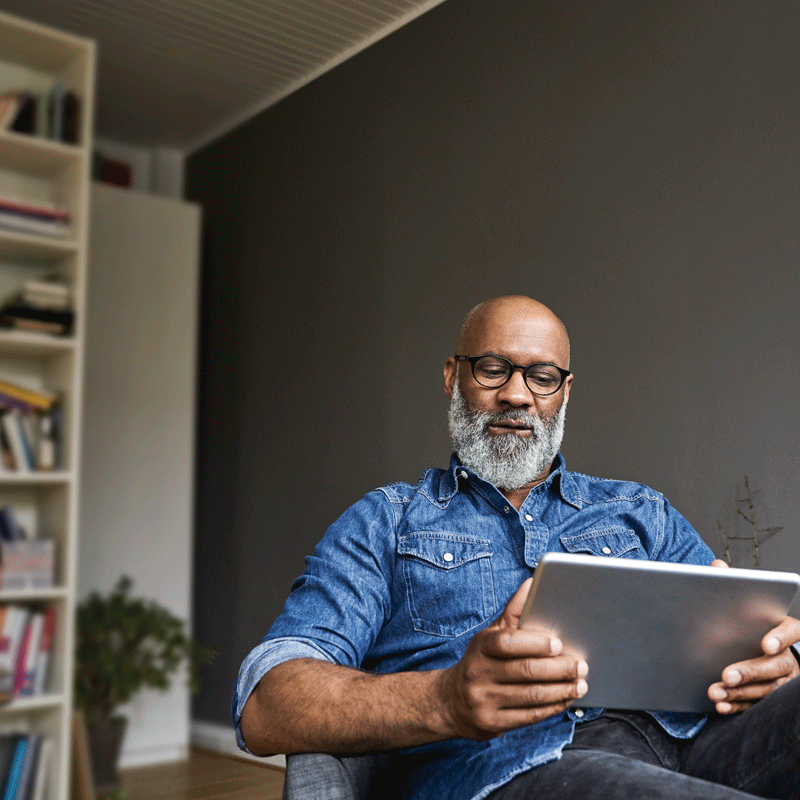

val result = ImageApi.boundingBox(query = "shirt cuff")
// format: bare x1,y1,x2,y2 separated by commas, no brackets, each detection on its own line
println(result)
234,637,336,754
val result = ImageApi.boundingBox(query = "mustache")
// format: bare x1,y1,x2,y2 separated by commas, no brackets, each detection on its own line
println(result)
472,407,548,428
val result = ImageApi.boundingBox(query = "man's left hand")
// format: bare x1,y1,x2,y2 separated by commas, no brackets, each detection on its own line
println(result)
708,559,800,714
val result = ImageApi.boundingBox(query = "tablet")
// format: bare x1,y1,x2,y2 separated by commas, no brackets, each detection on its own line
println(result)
519,552,800,713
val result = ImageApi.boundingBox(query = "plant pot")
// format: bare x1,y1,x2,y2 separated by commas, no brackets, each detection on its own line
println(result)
86,716,127,793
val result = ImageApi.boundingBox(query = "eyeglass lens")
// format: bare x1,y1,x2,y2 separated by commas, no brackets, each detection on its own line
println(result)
472,356,564,395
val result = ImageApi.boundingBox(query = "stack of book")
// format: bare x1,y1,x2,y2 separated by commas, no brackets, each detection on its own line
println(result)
0,81,80,143
0,379,61,473
0,733,51,800
0,507,55,591
0,605,56,703
0,195,70,240
0,278,73,337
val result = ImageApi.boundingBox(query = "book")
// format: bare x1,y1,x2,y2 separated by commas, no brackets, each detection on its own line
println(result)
2,736,28,800
9,93,35,135
0,201,68,225
0,211,69,238
14,734,39,800
30,738,51,800
19,279,70,310
12,620,32,697
32,607,56,696
47,83,64,142
20,612,43,696
62,92,80,144
0,428,13,471
1,412,30,473
0,735,17,792
0,92,20,129
0,382,55,414
0,541,56,591
0,509,24,543
0,393,34,416
0,607,29,702
0,306,74,337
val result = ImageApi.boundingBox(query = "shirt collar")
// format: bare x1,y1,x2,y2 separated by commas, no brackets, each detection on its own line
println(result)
443,451,583,509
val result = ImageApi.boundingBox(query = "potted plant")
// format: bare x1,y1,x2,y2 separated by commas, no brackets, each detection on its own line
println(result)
74,576,216,792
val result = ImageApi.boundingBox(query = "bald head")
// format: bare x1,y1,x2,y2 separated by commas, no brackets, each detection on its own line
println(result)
455,296,570,368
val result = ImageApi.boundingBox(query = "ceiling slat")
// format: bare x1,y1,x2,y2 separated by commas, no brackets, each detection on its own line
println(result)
0,0,449,148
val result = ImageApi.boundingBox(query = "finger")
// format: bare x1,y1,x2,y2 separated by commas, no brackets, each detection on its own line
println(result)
722,651,798,688
460,699,581,739
710,559,730,568
482,627,564,659
497,578,534,629
760,615,800,656
710,675,786,704
493,677,589,710
497,654,588,685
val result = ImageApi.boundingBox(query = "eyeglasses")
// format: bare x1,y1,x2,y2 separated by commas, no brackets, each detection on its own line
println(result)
454,355,571,397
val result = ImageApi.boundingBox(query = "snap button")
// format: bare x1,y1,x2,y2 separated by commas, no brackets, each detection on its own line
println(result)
574,709,585,718
601,546,612,555
525,514,533,522
443,552,454,562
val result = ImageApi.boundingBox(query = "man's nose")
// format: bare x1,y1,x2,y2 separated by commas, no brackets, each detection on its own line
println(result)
495,367,533,407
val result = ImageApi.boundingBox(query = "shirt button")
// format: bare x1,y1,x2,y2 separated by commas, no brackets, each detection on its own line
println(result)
443,553,454,562
458,471,468,480
504,506,510,514
601,547,612,555
525,514,533,522
574,709,585,718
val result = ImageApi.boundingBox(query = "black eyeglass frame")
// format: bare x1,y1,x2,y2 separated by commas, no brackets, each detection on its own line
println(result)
453,354,571,397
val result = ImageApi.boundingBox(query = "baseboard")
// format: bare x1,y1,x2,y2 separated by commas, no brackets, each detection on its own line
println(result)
119,742,189,769
191,719,286,769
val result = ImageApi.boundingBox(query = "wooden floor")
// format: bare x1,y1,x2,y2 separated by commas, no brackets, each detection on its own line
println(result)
120,748,285,800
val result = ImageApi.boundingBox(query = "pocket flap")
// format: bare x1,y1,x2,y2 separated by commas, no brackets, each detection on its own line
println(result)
559,527,643,558
398,532,491,570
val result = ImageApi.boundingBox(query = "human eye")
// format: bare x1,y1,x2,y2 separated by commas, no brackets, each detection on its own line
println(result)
526,366,560,388
474,357,509,382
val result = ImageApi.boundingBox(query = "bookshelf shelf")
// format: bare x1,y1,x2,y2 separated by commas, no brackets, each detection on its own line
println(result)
0,587,66,603
0,331,75,357
0,229,79,262
0,693,64,714
0,9,94,800
0,130,85,176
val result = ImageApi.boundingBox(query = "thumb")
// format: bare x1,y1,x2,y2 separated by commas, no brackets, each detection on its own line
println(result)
497,577,534,629
710,559,730,568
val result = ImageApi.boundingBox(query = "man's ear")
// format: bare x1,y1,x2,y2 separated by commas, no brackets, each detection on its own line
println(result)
443,357,457,400
563,373,573,405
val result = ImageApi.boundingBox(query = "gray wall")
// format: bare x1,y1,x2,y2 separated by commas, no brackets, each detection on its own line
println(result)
185,0,800,726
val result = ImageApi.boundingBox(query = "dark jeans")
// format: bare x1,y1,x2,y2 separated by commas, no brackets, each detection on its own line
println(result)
489,677,800,800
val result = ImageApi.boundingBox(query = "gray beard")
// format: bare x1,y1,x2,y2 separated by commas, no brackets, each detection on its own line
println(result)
448,381,566,491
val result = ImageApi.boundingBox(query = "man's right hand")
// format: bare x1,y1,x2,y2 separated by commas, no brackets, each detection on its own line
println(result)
241,579,587,756
438,578,589,740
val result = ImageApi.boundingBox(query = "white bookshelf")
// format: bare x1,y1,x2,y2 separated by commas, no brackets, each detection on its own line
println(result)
0,10,94,800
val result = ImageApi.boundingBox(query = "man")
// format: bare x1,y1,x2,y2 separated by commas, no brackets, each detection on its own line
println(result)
235,296,800,799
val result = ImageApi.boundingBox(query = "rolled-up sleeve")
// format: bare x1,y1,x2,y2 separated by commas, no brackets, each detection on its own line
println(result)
233,637,337,752
233,489,397,754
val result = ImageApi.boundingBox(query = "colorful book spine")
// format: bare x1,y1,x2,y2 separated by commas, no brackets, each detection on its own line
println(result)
1,736,28,800
32,607,56,696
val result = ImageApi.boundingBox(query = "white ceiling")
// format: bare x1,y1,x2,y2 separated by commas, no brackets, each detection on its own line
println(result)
0,0,447,153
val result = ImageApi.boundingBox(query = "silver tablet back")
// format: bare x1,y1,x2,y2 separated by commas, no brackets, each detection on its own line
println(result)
519,553,800,712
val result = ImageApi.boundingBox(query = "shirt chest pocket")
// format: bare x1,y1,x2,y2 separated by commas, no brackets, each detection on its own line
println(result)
559,527,646,559
398,533,497,638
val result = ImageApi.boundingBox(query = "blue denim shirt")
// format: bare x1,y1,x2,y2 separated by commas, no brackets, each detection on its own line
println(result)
234,454,714,799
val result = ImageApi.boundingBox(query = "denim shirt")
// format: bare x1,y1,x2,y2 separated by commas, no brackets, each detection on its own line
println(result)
234,454,714,800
